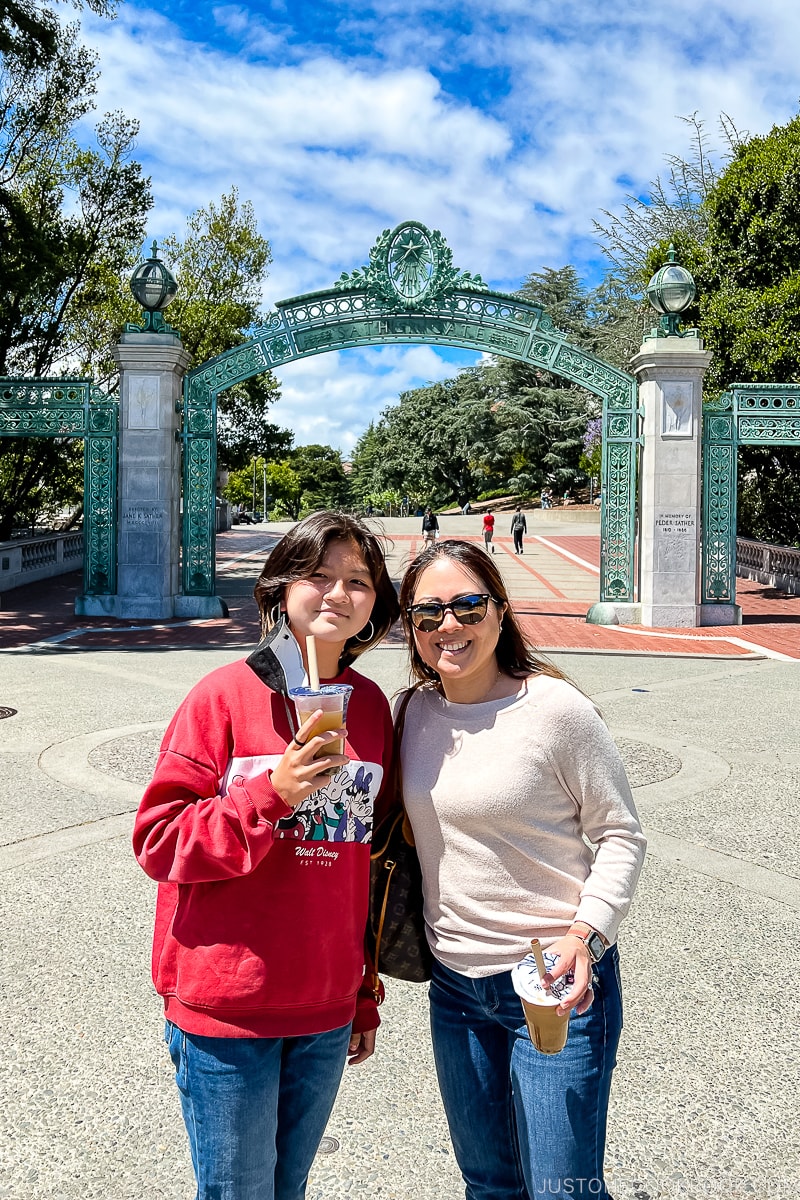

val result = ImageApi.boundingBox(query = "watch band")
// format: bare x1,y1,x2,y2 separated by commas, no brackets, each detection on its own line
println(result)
567,925,607,963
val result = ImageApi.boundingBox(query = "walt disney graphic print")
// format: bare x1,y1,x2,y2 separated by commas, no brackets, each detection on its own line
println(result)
275,762,377,843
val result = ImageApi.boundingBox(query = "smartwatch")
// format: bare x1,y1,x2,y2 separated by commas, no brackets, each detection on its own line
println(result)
568,925,607,963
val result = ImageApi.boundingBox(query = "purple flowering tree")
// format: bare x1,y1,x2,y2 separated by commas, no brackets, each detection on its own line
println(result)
580,417,602,484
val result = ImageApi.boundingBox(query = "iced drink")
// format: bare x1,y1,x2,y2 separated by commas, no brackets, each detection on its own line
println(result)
511,947,574,1055
289,685,353,758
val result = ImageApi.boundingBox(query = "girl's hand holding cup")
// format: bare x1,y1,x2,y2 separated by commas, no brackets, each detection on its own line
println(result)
270,709,349,809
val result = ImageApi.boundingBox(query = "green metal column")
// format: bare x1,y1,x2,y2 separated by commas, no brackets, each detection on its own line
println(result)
599,398,639,604
701,394,737,605
82,386,118,596
181,374,217,597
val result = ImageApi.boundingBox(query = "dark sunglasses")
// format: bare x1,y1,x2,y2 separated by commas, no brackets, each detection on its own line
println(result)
406,593,498,632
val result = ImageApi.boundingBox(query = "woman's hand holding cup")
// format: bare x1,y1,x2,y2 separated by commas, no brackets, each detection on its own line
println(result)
543,934,595,1016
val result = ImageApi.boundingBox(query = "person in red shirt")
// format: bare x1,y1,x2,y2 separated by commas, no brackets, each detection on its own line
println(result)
133,511,399,1200
482,509,496,553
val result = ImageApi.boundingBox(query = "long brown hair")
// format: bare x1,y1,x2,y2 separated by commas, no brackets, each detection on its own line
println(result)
398,539,567,687
254,511,400,669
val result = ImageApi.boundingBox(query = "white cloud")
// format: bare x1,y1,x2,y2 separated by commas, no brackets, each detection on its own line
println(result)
269,344,480,452
76,0,800,446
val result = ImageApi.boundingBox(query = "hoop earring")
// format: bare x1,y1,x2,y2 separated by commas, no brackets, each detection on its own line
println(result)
355,619,375,644
269,604,282,627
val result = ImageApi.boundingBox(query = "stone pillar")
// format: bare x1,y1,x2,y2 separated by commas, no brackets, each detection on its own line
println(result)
630,335,713,627
80,331,189,619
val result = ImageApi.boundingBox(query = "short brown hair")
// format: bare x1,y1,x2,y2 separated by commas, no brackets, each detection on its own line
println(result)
398,539,566,686
254,511,400,669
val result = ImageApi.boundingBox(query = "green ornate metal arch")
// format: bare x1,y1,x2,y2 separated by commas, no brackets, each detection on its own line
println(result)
0,379,118,598
702,383,800,605
184,221,638,605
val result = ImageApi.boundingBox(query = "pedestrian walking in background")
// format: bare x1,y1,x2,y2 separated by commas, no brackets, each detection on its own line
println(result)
133,511,399,1200
510,506,527,554
397,539,645,1200
482,509,495,553
422,507,439,547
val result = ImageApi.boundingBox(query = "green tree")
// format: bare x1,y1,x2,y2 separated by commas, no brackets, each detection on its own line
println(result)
596,111,800,546
699,115,800,388
698,115,800,546
222,464,256,511
359,366,502,508
0,6,152,537
490,267,604,496
265,461,302,520
348,422,386,507
289,444,351,513
135,189,282,471
1,0,114,67
78,188,287,470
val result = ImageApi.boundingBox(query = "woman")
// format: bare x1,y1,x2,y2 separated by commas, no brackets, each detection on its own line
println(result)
133,511,400,1200
397,539,645,1200
422,506,439,547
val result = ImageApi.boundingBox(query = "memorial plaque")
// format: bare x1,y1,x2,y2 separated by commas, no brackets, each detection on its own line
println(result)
661,381,693,437
122,504,164,527
654,510,696,573
128,375,160,429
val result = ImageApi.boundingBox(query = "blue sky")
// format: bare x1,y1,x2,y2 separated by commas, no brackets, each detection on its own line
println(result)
77,0,800,451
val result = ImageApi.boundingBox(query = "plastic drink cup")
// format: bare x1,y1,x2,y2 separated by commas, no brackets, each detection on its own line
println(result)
511,947,574,1055
519,994,570,1054
289,685,353,758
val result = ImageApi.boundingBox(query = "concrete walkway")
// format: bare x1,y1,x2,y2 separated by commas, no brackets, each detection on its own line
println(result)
0,520,798,1199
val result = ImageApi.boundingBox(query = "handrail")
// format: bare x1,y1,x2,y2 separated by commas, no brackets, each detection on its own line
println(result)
0,530,83,592
737,535,800,595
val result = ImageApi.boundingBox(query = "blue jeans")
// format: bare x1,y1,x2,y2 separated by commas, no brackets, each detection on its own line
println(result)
429,948,623,1200
165,1020,352,1200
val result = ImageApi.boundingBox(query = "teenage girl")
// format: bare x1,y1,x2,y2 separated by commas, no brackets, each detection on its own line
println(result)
134,511,400,1200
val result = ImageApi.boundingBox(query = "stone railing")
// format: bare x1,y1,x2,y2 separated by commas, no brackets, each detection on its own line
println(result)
736,536,800,596
0,531,83,593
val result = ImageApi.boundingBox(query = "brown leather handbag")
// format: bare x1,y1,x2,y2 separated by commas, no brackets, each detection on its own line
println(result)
367,688,433,995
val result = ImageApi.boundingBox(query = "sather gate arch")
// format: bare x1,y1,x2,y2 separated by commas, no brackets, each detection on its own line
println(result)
182,221,638,606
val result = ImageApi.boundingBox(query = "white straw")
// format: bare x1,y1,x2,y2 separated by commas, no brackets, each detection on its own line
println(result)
306,635,320,690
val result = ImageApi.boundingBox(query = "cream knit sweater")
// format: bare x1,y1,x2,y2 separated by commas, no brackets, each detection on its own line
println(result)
400,675,646,977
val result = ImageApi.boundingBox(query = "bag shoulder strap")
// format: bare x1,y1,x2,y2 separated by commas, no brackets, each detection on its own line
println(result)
394,687,419,844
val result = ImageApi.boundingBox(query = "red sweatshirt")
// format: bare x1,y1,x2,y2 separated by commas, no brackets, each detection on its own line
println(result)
133,658,393,1039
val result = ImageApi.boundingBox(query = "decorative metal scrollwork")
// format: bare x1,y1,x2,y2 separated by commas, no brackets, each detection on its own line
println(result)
84,433,118,594
182,435,215,595
701,384,800,607
733,383,800,411
739,416,800,441
334,221,488,310
702,391,733,412
0,378,118,598
701,440,736,603
600,442,637,600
